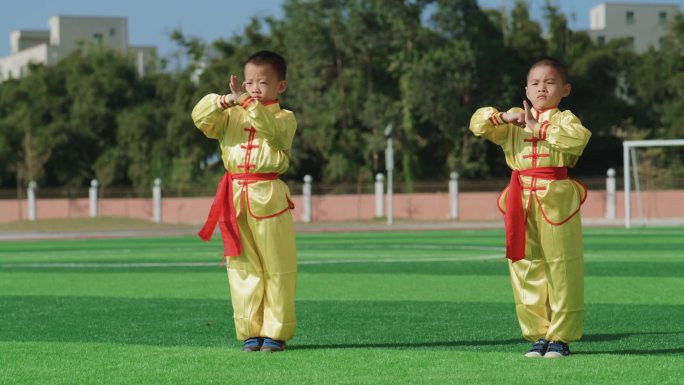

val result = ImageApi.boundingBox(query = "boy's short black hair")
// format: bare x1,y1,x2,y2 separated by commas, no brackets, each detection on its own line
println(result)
245,50,287,80
528,57,568,83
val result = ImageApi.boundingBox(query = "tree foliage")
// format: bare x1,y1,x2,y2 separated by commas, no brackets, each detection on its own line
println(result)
0,0,681,194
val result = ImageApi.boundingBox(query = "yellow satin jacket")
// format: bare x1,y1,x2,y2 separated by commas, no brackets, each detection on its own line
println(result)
470,107,591,224
192,93,297,218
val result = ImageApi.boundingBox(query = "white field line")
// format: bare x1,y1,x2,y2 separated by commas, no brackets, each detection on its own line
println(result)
1,262,223,268
0,254,503,269
298,255,502,265
2,245,503,256
320,244,505,251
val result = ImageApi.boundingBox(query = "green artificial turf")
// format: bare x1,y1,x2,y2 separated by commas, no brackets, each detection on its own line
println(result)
1,227,683,384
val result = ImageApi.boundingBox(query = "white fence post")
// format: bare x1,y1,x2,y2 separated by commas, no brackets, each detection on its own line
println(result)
606,168,616,220
302,175,312,223
89,179,99,218
152,178,161,223
375,173,384,218
27,181,37,221
449,171,459,220
385,124,394,225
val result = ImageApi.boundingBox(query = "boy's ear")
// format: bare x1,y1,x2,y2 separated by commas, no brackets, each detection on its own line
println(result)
278,80,288,94
562,83,571,97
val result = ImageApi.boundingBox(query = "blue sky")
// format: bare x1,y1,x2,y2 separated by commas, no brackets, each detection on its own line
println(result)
1,0,682,58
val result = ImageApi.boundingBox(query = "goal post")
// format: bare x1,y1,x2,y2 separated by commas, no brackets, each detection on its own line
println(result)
623,139,684,228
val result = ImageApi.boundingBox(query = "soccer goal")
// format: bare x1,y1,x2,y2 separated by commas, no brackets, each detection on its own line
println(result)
623,139,684,228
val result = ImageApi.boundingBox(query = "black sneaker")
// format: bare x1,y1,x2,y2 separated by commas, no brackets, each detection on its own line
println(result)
241,337,264,352
524,338,549,358
544,341,570,358
260,337,286,353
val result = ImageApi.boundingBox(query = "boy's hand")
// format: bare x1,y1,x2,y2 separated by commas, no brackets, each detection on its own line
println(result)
501,111,526,128
229,75,246,99
523,100,538,131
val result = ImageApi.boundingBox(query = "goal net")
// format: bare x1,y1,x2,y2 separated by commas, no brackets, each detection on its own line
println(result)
623,139,684,228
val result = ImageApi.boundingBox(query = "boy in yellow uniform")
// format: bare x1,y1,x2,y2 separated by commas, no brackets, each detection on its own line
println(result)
192,51,297,353
469,58,591,358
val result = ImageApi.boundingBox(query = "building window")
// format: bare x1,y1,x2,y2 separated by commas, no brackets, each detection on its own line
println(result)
597,35,605,46
626,10,635,25
109,28,116,37
659,12,667,25
93,33,103,45
659,36,668,49
627,36,635,49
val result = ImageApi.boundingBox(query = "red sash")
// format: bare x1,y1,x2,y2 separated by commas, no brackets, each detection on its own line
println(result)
505,167,568,263
198,172,279,257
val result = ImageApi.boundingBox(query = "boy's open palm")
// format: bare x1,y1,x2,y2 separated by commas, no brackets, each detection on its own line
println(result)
501,101,539,130
523,100,538,131
229,75,246,98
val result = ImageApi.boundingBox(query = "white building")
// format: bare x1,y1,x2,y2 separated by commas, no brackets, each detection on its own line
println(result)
588,2,681,52
0,15,156,81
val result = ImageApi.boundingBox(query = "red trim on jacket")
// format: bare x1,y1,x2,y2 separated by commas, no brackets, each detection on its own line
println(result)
241,96,255,109
539,121,550,140
244,189,295,219
532,106,557,117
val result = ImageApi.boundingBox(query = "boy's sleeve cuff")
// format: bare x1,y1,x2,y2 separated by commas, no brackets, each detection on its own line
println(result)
488,111,505,126
217,94,239,109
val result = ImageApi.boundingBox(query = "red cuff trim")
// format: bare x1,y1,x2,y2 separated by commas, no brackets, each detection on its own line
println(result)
219,95,229,109
488,112,504,126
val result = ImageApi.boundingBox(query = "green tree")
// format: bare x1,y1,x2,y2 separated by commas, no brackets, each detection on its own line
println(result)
618,14,684,188
279,0,406,186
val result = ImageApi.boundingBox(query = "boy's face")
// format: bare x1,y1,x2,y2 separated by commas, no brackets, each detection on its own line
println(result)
525,65,571,111
243,62,287,102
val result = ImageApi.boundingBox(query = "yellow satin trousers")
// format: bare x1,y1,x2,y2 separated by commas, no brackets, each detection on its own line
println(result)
226,201,297,341
508,197,584,343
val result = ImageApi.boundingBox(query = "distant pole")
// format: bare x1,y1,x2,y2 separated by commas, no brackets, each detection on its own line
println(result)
302,174,312,223
374,173,384,218
27,181,37,221
152,178,161,223
630,148,643,224
449,171,459,220
89,179,99,218
623,144,631,228
384,124,394,225
606,168,616,220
